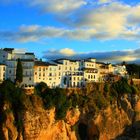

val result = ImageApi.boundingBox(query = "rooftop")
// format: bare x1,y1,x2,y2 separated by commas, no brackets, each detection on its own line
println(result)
0,63,6,66
3,48,14,53
35,61,56,66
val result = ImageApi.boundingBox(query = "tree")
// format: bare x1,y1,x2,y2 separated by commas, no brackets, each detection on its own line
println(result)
126,64,140,78
15,58,23,83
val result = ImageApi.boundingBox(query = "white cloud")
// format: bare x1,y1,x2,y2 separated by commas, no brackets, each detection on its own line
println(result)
59,48,75,56
29,0,86,14
98,0,113,4
0,25,98,42
1,0,140,41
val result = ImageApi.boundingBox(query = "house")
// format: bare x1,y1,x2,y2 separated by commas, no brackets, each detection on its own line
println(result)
0,48,129,89
96,62,115,82
0,48,35,86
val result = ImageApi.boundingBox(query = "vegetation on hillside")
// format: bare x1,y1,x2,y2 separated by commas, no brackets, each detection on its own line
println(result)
0,77,139,122
126,63,140,79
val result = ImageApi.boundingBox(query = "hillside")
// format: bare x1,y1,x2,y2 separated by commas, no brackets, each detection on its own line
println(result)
0,78,140,140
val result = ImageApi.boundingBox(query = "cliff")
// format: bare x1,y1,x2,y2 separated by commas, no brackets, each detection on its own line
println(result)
0,79,140,140
79,95,137,140
0,95,80,140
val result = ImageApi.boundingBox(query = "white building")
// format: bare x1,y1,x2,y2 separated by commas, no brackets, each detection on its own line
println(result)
0,48,129,88
0,63,6,83
34,61,60,88
0,48,35,85
6,59,34,85
37,58,99,88
114,65,127,76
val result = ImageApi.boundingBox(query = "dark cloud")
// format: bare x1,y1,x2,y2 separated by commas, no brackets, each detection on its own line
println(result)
43,48,140,63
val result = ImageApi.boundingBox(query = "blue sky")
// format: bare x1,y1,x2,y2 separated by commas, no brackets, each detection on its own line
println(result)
0,0,140,62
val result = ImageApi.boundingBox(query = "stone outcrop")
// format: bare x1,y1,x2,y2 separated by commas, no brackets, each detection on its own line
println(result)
78,94,140,140
0,99,80,140
22,108,80,140
1,94,140,140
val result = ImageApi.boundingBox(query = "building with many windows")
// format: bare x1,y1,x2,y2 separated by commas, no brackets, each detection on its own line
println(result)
0,48,128,88
34,61,60,88
0,48,35,85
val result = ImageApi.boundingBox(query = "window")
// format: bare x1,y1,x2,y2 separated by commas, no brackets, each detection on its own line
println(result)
49,73,52,76
29,77,31,80
43,67,45,71
9,70,11,74
73,82,75,87
77,82,79,87
94,75,96,79
39,67,41,71
88,75,90,79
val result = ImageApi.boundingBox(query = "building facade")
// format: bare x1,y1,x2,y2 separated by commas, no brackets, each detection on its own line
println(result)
0,48,128,88
0,64,6,83
0,48,35,85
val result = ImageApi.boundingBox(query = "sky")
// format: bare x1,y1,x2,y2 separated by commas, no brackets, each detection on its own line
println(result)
0,0,140,63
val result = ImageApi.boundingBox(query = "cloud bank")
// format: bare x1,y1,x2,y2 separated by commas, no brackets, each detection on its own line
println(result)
43,48,140,63
0,0,140,42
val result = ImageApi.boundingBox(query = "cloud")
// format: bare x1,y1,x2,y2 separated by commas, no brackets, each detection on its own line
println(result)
59,48,76,56
1,23,140,43
0,25,98,42
1,1,140,41
43,48,140,63
30,0,86,14
0,25,65,42
98,0,113,4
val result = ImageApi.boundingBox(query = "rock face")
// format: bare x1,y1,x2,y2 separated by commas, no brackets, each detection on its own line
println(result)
86,107,131,140
78,94,140,140
0,99,80,140
1,101,18,140
22,108,80,140
1,94,140,140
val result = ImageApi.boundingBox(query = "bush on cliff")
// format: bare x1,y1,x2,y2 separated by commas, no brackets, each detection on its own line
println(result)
111,78,132,96
0,80,25,110
36,86,71,120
